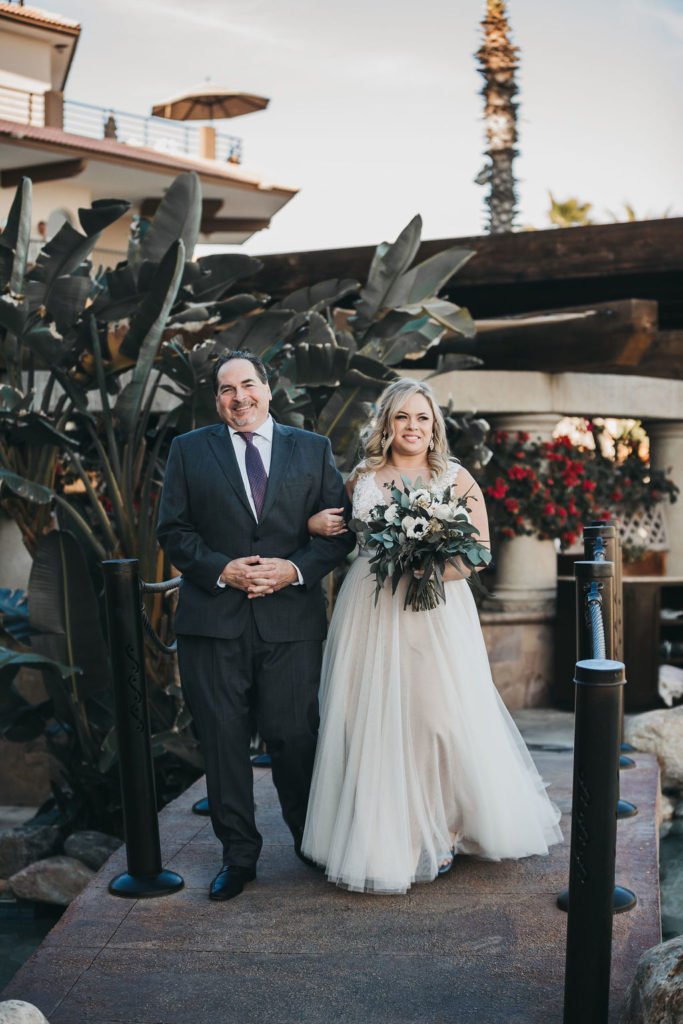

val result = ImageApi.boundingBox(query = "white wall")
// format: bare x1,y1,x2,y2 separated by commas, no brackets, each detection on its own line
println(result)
0,29,52,93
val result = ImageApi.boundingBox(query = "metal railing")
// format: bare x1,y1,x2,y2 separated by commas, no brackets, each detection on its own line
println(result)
0,85,243,163
64,99,243,163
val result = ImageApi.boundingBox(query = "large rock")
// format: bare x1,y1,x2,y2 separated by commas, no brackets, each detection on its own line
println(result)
0,825,61,878
625,708,683,789
0,1002,49,1023
8,856,94,906
622,936,683,1023
63,830,122,871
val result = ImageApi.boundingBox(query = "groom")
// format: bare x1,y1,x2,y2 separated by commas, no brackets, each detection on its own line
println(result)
157,350,354,900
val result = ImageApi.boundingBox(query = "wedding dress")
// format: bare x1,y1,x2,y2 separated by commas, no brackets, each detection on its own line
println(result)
301,464,563,894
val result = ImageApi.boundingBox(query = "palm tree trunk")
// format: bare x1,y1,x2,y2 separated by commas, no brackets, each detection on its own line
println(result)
476,0,520,234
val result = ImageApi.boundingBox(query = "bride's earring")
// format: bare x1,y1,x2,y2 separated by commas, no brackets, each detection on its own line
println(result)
429,436,434,451
381,432,388,451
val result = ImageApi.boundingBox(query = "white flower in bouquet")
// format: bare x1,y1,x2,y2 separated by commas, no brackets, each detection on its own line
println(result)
409,488,432,510
383,502,400,523
403,515,429,540
432,502,457,522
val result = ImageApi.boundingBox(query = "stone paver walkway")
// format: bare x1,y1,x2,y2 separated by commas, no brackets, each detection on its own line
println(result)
3,750,661,1024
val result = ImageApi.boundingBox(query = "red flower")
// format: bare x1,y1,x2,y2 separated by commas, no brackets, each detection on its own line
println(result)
504,498,520,513
582,479,596,492
544,502,555,516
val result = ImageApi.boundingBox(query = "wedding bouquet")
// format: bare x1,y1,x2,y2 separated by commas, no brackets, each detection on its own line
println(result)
349,475,492,612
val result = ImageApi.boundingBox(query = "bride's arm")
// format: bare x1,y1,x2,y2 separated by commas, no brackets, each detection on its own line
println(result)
442,467,491,581
307,473,357,537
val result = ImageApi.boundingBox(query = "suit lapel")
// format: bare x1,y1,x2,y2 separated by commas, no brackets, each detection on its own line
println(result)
260,422,294,523
206,425,254,519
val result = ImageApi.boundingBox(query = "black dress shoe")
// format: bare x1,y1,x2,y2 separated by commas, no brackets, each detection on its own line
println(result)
209,864,256,901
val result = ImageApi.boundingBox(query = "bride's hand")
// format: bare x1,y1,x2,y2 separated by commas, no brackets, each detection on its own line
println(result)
308,507,348,537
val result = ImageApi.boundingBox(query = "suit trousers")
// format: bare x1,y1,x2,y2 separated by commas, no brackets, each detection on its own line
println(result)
177,620,322,868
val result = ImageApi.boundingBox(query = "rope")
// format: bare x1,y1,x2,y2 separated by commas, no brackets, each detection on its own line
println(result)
585,581,606,660
138,575,181,656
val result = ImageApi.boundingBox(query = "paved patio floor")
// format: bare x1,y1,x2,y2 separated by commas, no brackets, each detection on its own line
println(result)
3,749,661,1024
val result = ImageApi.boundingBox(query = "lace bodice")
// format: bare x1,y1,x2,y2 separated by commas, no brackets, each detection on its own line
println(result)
351,463,462,522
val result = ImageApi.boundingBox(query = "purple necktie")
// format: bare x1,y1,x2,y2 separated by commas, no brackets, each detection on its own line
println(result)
240,431,268,519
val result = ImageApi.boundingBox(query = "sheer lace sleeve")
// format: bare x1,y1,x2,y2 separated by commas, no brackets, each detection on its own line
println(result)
351,471,384,521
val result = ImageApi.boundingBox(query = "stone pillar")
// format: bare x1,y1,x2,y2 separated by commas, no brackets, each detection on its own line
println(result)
644,420,683,576
484,412,562,612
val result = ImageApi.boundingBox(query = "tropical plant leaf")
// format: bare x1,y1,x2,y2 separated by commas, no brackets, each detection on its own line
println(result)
317,359,397,467
29,531,111,725
0,177,32,293
0,645,77,685
0,469,54,504
0,384,26,413
46,275,93,335
115,239,185,431
0,589,32,644
188,253,263,302
120,240,186,361
214,309,294,360
417,299,476,338
384,248,475,308
354,216,423,330
29,199,130,294
273,278,360,313
0,297,27,336
20,324,67,366
9,413,79,450
358,316,442,366
138,172,202,265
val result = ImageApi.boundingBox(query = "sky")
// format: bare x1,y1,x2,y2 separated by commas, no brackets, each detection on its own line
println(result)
54,0,683,256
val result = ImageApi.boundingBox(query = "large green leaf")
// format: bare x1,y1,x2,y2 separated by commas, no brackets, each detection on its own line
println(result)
416,298,476,338
0,384,26,413
354,216,423,331
28,198,130,297
384,247,475,308
0,297,27,336
317,358,397,468
0,646,76,684
138,172,202,265
189,253,263,302
115,239,185,432
0,469,54,504
0,177,32,293
47,275,93,335
274,278,360,313
214,309,294,359
29,531,111,730
358,315,442,365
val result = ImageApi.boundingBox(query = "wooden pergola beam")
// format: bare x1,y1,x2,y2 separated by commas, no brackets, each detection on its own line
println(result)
0,158,86,188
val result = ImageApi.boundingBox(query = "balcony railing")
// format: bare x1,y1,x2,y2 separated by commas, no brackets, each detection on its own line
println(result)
0,86,243,164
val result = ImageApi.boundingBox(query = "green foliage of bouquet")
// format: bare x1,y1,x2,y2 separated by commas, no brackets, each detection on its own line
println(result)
349,476,492,611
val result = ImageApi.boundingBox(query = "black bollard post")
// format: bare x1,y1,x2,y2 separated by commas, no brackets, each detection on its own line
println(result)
585,521,635,762
557,561,637,913
103,559,184,898
563,659,632,1024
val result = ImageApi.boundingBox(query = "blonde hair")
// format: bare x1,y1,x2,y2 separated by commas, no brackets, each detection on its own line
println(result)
357,378,452,477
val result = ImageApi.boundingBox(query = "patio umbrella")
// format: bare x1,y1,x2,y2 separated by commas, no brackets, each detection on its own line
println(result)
152,86,269,121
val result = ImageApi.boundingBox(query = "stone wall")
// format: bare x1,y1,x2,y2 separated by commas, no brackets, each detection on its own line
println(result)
480,610,554,709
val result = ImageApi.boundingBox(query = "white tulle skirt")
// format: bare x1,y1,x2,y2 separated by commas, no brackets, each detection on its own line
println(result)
301,554,563,894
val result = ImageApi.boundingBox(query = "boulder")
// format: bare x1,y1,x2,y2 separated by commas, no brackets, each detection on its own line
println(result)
0,1002,49,1023
8,856,94,906
0,825,61,878
625,708,683,789
63,830,122,871
622,936,683,1023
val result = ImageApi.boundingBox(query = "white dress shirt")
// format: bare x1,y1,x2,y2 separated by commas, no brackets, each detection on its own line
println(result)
217,416,302,586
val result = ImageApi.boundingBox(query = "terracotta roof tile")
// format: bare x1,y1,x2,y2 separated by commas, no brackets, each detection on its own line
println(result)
0,2,80,34
0,117,296,196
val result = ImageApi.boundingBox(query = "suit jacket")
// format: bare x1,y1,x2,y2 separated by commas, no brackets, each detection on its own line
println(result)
157,421,355,642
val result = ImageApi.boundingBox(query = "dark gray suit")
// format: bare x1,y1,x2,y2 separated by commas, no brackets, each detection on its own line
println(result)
157,420,354,866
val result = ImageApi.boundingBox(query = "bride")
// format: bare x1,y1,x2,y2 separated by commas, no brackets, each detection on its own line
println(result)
301,377,562,894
